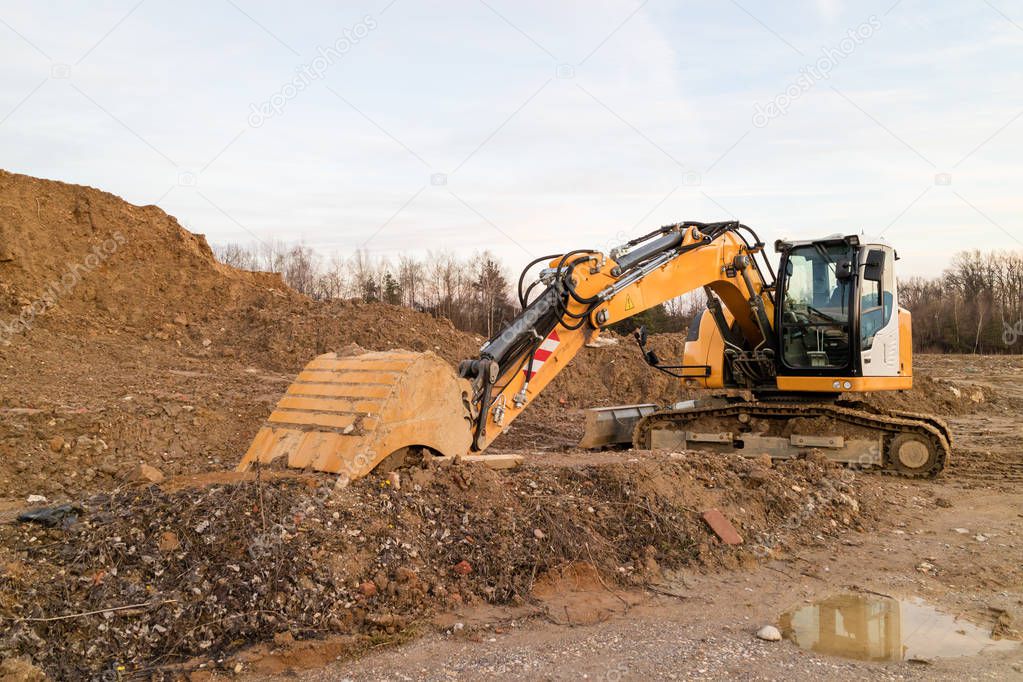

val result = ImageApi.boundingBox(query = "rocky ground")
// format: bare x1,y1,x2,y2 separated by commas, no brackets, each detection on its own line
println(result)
1,450,879,679
279,480,1023,681
2,355,1020,681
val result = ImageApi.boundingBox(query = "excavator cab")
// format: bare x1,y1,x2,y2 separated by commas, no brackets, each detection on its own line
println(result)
774,235,905,385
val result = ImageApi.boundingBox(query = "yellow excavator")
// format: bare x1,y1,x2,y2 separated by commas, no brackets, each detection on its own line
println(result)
239,221,949,483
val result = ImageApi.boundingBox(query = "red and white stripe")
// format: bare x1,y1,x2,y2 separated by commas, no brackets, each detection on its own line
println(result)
524,330,560,379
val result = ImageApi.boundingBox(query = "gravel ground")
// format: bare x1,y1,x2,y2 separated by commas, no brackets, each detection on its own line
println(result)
267,612,1015,681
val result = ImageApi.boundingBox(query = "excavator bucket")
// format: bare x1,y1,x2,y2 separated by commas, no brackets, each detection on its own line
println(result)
238,350,474,483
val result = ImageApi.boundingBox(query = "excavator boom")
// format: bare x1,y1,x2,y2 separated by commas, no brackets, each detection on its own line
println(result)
457,220,775,452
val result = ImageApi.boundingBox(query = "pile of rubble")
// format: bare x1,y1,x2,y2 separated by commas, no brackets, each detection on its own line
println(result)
0,451,873,678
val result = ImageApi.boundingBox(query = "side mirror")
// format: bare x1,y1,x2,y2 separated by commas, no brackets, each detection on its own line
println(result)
835,258,854,281
863,249,885,282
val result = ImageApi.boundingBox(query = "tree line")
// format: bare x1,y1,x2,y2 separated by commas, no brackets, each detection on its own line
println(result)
214,242,1023,353
900,250,1023,354
215,241,520,337
213,241,700,338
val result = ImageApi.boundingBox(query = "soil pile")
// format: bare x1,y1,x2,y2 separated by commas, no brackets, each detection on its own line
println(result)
0,452,875,679
0,171,475,498
0,169,292,337
859,373,1002,418
537,334,693,410
0,169,477,366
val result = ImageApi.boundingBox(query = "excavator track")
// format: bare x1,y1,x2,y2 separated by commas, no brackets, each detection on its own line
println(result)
633,401,950,478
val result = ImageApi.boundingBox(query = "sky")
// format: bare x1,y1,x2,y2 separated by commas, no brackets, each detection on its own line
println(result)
1,0,1021,279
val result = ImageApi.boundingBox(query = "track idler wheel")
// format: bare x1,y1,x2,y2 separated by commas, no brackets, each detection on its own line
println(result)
886,432,940,476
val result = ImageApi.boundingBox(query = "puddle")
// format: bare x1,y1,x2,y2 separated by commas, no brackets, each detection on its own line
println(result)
780,593,1020,662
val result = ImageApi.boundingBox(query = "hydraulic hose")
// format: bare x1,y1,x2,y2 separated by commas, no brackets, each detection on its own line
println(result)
518,253,563,308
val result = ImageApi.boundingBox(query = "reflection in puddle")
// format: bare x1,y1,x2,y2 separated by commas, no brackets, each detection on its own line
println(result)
780,593,1020,662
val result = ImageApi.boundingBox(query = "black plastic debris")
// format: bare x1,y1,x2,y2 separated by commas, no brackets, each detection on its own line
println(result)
17,504,81,528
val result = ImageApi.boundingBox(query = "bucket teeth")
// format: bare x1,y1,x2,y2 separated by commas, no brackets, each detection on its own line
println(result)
238,350,473,481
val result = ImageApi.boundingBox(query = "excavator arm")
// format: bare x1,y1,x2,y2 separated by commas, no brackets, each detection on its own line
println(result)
239,220,779,481
458,220,777,452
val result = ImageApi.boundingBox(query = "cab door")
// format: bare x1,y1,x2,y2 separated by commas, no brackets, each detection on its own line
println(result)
859,247,899,376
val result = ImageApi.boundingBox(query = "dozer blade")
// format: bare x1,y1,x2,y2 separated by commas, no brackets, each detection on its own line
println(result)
238,350,474,482
578,404,659,449
579,400,702,449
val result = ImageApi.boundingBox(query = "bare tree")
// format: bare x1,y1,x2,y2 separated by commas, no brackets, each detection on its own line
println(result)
258,239,290,274
282,244,319,296
349,249,379,302
317,253,350,300
900,248,1023,353
213,243,258,270
470,251,514,337
398,255,424,309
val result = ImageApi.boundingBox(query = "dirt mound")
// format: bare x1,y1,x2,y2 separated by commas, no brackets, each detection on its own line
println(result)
0,168,478,364
540,334,693,409
0,169,292,337
222,298,480,372
0,169,696,498
0,452,875,679
860,372,1010,418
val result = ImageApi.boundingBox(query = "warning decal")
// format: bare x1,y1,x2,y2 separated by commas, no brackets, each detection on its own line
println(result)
524,330,560,379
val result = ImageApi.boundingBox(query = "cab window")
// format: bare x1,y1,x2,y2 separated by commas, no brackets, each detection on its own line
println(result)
780,244,853,369
860,249,894,350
